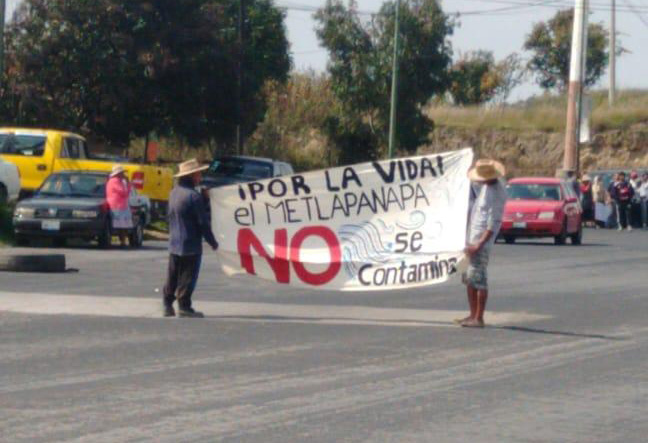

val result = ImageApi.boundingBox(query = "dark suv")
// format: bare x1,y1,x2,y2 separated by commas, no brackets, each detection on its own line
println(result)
201,156,294,188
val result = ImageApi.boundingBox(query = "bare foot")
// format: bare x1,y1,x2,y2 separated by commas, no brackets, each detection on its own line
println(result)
453,316,472,325
461,319,485,328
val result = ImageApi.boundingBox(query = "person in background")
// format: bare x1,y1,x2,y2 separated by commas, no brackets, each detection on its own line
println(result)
629,171,641,191
566,170,581,197
638,172,648,229
579,174,594,227
592,175,607,228
629,171,643,229
607,173,620,229
106,165,133,247
456,159,507,328
609,171,634,231
162,159,219,318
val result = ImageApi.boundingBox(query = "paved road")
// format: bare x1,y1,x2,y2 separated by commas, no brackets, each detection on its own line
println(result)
1,229,647,442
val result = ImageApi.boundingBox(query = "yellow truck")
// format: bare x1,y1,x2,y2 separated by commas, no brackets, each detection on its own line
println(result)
0,128,173,206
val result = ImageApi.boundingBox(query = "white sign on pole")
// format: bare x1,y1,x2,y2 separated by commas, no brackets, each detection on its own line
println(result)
211,148,474,291
580,94,592,144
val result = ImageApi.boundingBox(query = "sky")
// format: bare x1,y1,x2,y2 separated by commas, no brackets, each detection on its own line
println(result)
279,0,648,101
6,0,648,101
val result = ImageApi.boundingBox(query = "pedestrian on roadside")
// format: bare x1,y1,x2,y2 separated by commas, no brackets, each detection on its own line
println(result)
579,174,594,227
163,159,219,318
457,159,507,328
629,171,643,229
106,165,133,247
592,175,607,228
607,173,620,229
566,170,581,197
609,171,634,231
629,170,641,191
638,172,648,229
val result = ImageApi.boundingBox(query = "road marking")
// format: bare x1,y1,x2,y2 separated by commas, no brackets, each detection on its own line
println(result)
0,292,549,327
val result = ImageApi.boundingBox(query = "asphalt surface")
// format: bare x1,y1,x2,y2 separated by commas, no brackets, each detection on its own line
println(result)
1,229,647,442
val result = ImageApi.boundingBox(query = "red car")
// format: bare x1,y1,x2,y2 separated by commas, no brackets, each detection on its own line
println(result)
500,177,583,245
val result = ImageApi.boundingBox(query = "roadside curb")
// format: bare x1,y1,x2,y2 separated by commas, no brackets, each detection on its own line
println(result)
0,254,67,273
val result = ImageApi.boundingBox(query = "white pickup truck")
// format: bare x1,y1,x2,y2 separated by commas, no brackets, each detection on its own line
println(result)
0,158,20,204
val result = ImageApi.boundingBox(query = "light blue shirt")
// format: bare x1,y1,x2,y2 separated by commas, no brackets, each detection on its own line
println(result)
468,179,507,248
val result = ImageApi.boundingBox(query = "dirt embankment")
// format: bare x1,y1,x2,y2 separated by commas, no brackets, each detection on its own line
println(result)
420,122,648,176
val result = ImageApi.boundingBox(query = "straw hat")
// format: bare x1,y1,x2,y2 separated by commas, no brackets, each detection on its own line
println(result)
468,159,506,182
582,174,591,181
110,164,126,177
175,158,209,178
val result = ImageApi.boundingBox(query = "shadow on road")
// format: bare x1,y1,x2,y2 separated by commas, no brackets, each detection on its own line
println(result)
207,315,627,342
491,325,626,341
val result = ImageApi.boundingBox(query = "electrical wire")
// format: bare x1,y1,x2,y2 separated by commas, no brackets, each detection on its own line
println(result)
623,0,648,27
275,0,648,16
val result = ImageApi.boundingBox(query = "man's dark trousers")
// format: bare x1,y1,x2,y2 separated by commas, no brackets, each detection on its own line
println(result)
163,254,202,310
617,201,630,228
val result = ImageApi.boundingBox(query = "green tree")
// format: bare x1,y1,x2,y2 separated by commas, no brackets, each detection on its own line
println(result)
1,0,290,149
315,0,453,160
2,0,156,145
524,8,609,92
449,51,525,105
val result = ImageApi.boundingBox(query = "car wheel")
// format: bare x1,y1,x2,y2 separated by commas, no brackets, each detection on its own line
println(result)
53,238,67,248
98,220,112,249
570,225,583,245
504,236,515,244
554,220,567,245
129,221,144,248
0,184,7,205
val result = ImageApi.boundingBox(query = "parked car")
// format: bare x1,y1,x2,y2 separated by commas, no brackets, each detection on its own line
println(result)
0,128,173,211
129,188,151,227
201,155,294,188
500,177,583,245
0,157,20,204
13,171,147,248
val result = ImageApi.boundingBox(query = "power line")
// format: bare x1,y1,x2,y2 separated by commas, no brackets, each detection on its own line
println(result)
461,0,648,12
275,0,648,17
623,0,648,27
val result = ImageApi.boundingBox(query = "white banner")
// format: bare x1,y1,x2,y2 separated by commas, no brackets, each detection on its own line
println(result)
211,148,474,291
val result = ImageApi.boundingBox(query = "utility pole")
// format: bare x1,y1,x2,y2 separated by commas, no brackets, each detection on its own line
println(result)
387,0,401,159
562,0,588,175
0,0,6,83
236,0,245,155
609,0,616,106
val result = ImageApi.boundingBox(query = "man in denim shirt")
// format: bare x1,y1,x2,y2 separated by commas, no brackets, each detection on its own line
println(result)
163,159,218,318
457,159,507,328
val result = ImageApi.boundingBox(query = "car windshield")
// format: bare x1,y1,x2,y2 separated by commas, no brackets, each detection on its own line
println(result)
507,183,562,201
38,174,107,198
208,158,273,180
0,133,46,157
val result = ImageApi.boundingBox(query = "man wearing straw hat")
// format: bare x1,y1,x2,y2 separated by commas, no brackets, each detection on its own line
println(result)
162,159,219,318
457,159,507,328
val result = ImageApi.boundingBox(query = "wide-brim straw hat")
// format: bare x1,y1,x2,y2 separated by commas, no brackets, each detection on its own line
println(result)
468,159,506,182
110,164,126,177
175,158,209,178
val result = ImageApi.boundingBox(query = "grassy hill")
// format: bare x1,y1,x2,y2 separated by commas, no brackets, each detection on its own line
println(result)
421,90,648,176
427,90,648,133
